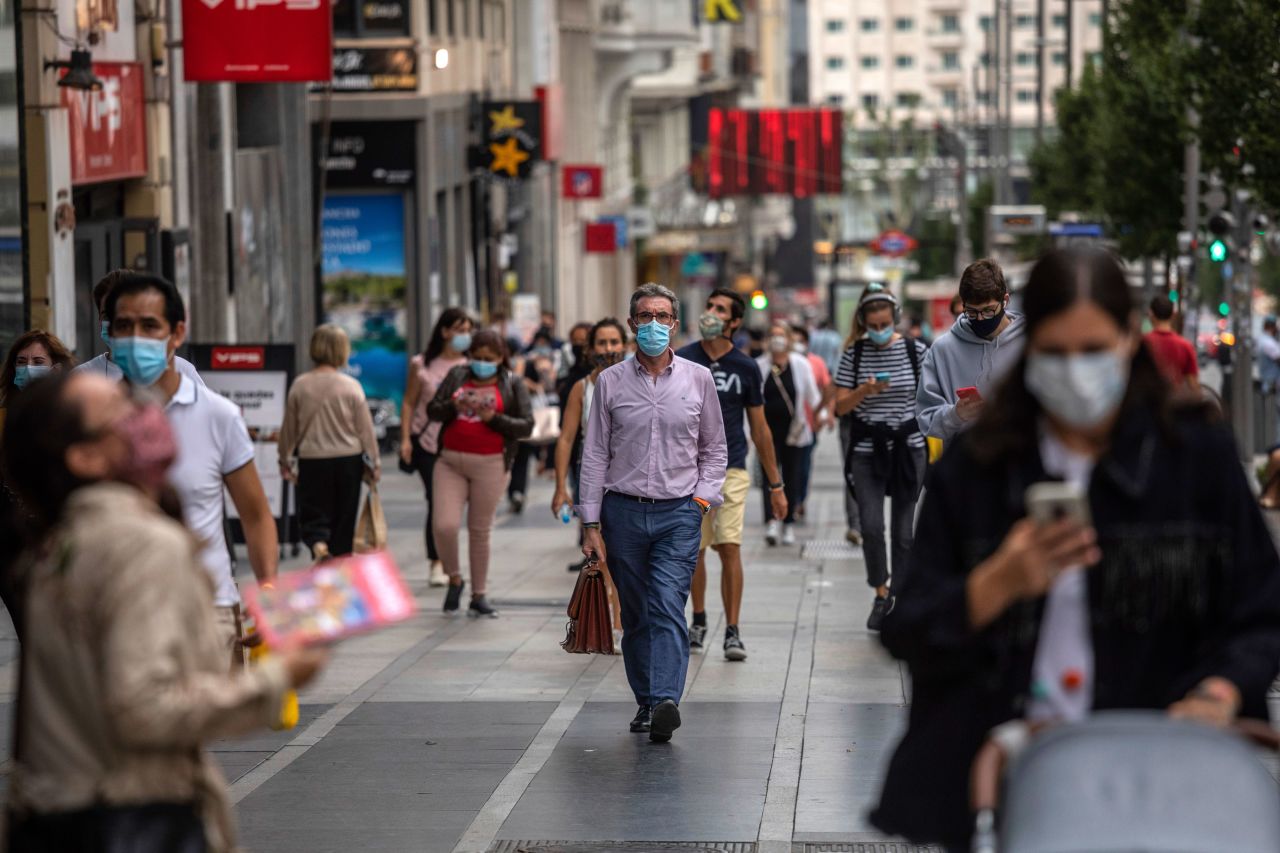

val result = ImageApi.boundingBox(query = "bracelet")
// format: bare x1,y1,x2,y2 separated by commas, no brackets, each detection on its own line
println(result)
582,522,601,529
769,482,785,491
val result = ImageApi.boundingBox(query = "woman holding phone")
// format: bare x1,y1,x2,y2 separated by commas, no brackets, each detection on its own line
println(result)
833,285,929,631
871,248,1280,850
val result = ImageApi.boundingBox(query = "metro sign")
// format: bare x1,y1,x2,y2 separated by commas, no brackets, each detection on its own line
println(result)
870,230,918,258
183,0,331,82
211,346,266,369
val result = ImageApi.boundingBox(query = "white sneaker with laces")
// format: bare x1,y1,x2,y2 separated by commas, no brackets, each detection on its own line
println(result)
765,519,781,546
781,523,796,545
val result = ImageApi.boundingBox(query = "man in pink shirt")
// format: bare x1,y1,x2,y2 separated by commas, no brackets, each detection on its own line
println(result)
578,283,728,743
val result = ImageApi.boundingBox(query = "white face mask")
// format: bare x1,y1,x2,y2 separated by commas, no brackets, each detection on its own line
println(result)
768,335,790,353
1024,347,1131,430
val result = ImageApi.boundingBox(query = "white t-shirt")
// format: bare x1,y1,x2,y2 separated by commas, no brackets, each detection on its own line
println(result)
165,375,255,606
1027,427,1096,723
74,352,207,386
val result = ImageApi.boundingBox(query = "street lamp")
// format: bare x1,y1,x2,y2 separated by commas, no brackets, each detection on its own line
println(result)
45,49,103,92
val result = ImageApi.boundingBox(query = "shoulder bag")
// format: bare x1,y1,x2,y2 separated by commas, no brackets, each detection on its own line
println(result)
769,365,808,447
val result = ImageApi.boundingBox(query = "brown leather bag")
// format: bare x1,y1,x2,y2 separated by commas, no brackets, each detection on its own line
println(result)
561,562,617,655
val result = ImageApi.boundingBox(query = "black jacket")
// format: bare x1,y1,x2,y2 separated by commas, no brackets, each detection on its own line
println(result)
871,407,1280,847
426,365,534,471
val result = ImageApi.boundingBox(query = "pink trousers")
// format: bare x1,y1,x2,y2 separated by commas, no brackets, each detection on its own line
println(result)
432,450,509,595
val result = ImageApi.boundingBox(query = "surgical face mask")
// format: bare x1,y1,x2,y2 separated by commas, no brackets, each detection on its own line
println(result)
768,335,790,354
100,320,111,345
699,311,725,341
634,320,671,357
792,342,808,355
13,364,52,390
1024,348,1131,430
450,332,472,353
108,336,170,387
115,404,178,492
470,360,499,380
593,351,623,369
867,326,894,347
969,307,1006,338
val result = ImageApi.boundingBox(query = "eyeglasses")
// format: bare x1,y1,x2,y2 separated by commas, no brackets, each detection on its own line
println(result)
635,312,677,327
962,304,1003,321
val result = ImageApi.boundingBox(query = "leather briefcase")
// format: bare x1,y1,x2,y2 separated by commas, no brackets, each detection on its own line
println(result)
561,562,617,655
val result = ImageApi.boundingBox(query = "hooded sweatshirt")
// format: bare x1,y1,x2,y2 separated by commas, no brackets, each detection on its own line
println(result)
915,312,1027,442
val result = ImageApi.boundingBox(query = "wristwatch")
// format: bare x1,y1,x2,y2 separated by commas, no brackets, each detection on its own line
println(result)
692,497,712,514
769,482,785,492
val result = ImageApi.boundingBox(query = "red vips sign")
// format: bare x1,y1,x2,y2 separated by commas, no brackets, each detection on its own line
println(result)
62,63,147,185
182,0,332,82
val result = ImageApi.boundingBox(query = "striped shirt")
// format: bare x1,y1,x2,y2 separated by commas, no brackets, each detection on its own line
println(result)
835,338,928,453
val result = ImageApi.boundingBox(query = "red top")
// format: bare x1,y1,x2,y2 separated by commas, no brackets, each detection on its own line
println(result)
442,382,505,455
1144,329,1199,385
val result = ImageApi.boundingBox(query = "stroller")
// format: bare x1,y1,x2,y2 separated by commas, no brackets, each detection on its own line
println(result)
970,711,1280,852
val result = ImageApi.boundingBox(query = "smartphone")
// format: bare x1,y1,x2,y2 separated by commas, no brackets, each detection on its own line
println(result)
1025,481,1092,527
956,386,982,402
874,371,892,384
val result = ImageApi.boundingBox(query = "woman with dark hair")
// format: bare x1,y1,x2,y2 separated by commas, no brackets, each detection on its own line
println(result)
1,329,75,411
428,329,533,617
400,307,473,586
871,248,1280,850
2,373,324,852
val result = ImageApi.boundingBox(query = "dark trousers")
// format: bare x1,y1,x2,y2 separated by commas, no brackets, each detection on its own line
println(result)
297,454,364,557
796,439,816,508
8,802,206,853
412,442,440,561
847,447,926,589
839,417,863,533
759,429,805,524
601,493,702,707
509,443,535,499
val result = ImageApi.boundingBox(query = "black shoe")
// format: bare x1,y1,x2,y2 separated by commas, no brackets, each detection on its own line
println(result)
689,623,708,653
468,595,499,618
443,580,465,614
509,491,525,513
567,556,590,573
723,626,747,662
629,705,652,733
867,594,895,632
649,700,681,743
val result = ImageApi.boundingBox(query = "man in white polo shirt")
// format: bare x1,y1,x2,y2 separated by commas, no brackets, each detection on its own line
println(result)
74,268,206,386
105,272,279,670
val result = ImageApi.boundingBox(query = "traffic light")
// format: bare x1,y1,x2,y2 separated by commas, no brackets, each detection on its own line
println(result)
1168,290,1179,304
1218,301,1231,316
750,290,768,310
1207,208,1235,263
1209,239,1229,262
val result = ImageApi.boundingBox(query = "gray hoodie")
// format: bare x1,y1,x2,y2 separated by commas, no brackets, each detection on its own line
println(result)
915,312,1028,442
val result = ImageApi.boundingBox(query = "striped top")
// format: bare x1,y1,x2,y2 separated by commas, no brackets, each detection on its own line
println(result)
835,337,928,453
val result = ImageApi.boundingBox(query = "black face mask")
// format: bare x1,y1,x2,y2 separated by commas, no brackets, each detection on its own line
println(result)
969,308,1005,338
572,344,586,363
593,351,623,369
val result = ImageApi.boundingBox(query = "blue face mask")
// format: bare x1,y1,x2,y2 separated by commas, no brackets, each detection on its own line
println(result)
100,320,111,345
868,327,895,347
13,364,52,390
450,332,472,353
635,320,671,357
470,360,498,380
109,336,170,386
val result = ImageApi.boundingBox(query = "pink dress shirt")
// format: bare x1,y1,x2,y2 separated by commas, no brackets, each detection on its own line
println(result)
576,351,729,524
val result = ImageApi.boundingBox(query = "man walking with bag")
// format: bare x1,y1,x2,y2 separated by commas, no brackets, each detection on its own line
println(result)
578,283,728,743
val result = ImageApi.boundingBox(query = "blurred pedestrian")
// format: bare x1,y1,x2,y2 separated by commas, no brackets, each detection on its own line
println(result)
757,322,821,546
278,324,380,560
949,293,964,318
834,285,928,631
0,329,75,416
508,346,556,513
917,259,1026,445
1144,294,1199,393
560,321,593,387
106,273,278,670
808,318,843,374
578,283,727,742
873,247,1280,850
2,372,325,853
400,307,473,586
791,323,833,520
74,268,205,386
428,330,533,617
679,290,787,661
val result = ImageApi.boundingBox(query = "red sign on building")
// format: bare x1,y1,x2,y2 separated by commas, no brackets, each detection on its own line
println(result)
870,229,919,258
182,0,332,82
62,62,148,186
705,108,842,199
562,165,604,199
211,346,267,369
584,221,617,254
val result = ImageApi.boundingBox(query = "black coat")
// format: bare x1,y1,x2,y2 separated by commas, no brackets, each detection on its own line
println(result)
871,407,1280,847
426,365,534,471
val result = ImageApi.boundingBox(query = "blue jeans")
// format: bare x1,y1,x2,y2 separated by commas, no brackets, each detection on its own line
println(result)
600,492,703,707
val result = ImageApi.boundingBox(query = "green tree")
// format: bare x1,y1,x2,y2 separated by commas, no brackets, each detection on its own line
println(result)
1030,65,1104,218
968,180,993,259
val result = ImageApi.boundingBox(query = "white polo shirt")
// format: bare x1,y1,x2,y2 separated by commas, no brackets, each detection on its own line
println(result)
75,352,207,386
165,374,255,607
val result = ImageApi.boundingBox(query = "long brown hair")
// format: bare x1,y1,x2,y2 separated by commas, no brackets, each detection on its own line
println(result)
1,329,76,407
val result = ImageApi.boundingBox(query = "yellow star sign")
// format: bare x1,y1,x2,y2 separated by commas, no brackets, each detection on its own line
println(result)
489,104,525,133
705,0,741,22
489,137,530,177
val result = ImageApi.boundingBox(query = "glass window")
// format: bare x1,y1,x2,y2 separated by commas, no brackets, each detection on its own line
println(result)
1016,51,1035,66
862,93,880,110
942,89,959,108
825,19,845,33
1089,12,1102,26
1088,50,1103,67
1052,14,1066,27
979,15,993,31
896,92,921,108
896,54,914,68
895,17,913,31
826,56,845,70
979,51,991,67
975,90,991,105
428,0,438,35
446,0,455,37
825,93,845,106
1016,14,1037,29
942,51,960,70
940,14,960,33
861,55,880,69
1017,90,1036,103
1052,51,1066,65
860,18,879,32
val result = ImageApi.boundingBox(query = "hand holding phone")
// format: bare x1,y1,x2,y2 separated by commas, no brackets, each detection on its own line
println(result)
956,386,982,402
874,371,892,386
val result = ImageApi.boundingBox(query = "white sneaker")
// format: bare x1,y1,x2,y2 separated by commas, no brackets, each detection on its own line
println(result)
781,523,796,546
428,561,448,587
765,519,781,546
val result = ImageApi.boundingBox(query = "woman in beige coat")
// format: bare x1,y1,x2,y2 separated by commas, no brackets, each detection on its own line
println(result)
2,373,325,852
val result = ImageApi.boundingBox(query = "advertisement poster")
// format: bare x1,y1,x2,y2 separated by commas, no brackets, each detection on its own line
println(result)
181,0,332,82
321,194,408,409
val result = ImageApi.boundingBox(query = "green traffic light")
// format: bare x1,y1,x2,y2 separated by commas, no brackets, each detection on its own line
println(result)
1219,301,1230,316
750,291,768,310
1168,290,1178,303
1209,239,1228,262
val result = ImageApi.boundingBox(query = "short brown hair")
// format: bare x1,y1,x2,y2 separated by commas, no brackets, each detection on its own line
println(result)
309,324,351,367
958,259,1007,305
93,268,135,314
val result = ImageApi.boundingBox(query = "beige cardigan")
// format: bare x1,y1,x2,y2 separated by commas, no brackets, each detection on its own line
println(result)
8,483,290,852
